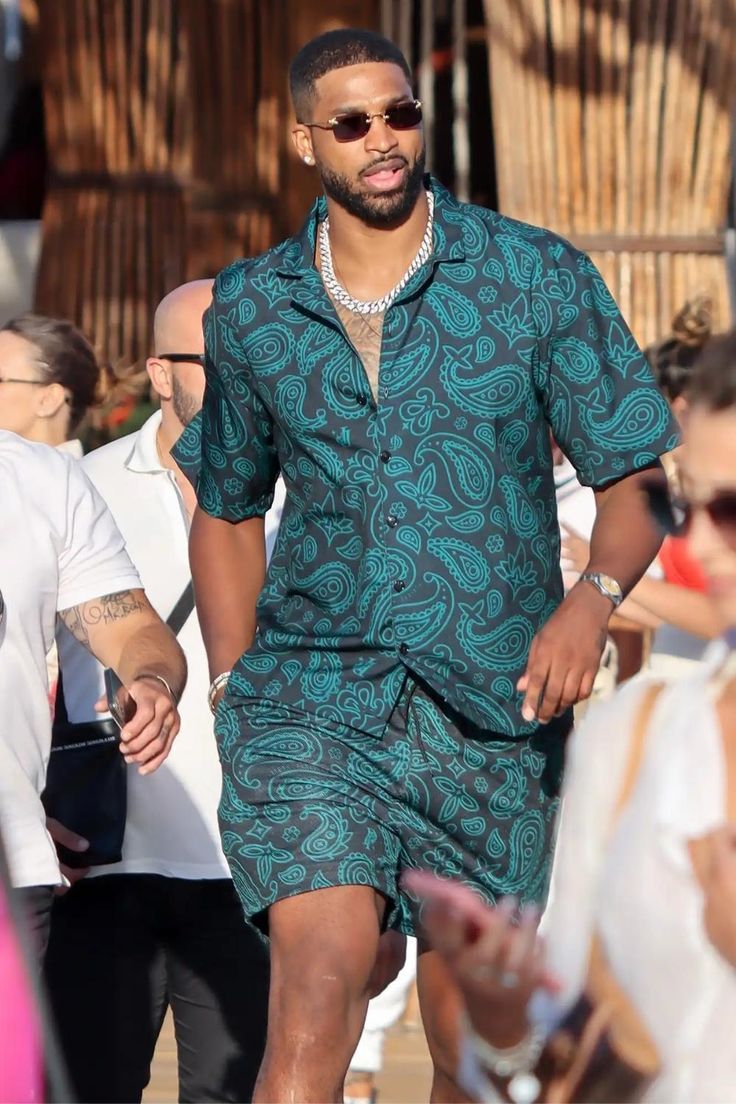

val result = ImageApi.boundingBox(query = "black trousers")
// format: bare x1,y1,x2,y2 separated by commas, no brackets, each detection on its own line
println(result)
44,874,269,1103
13,884,55,959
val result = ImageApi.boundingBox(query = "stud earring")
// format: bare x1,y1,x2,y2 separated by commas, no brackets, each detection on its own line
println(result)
304,156,313,165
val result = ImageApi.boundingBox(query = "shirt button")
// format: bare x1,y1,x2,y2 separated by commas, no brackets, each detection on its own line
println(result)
386,514,398,528
399,643,409,656
393,580,406,593
356,394,367,406
380,450,391,463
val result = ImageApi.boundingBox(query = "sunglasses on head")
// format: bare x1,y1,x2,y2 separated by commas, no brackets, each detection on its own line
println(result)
644,480,736,548
302,99,423,143
159,354,206,367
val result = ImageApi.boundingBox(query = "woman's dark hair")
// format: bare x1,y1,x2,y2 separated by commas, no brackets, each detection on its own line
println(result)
644,297,713,402
290,29,412,119
2,313,106,434
687,329,736,413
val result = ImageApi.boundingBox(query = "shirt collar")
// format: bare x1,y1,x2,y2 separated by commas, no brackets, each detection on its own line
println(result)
56,438,84,459
274,174,467,284
126,409,165,474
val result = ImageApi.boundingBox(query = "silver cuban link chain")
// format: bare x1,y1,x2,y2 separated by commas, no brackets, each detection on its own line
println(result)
318,191,435,316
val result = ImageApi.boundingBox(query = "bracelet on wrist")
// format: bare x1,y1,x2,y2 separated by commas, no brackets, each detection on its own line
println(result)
136,672,177,702
208,671,231,714
461,1010,545,1080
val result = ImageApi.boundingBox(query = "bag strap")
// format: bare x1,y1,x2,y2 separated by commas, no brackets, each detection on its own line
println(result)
580,681,666,1079
612,681,665,822
165,580,195,637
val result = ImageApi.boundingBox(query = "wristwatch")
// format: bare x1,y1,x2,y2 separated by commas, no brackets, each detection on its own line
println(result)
579,571,623,608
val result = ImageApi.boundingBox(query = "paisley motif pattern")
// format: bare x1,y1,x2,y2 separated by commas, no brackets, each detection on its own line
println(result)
173,175,678,743
215,676,565,933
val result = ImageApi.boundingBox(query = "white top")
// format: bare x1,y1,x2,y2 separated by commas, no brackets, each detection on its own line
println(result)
0,431,141,888
543,642,736,1102
57,411,285,879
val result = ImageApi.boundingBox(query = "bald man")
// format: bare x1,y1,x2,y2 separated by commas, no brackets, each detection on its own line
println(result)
44,281,281,1104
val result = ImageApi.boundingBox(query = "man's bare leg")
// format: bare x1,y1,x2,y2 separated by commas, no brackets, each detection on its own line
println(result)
417,944,466,1104
254,885,386,1104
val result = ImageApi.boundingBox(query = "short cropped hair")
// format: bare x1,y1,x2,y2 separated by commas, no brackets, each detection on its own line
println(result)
290,28,412,119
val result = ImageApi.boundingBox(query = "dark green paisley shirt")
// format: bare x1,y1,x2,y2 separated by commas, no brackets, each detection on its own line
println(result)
175,177,678,738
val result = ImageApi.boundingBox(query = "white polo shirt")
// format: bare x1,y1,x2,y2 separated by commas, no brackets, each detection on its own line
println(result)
57,410,285,880
0,432,141,888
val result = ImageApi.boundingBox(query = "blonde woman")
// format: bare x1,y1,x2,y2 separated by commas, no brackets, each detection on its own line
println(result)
411,347,736,1102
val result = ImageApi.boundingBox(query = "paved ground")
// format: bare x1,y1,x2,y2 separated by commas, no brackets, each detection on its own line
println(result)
143,1010,433,1103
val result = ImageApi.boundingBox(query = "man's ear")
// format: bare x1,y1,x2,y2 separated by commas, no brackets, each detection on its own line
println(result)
147,357,173,402
292,125,315,166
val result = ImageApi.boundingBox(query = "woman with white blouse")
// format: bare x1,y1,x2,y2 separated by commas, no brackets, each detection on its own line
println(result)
409,346,736,1103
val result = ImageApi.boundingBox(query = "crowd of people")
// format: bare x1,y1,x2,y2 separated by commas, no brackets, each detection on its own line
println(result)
1,24,735,1104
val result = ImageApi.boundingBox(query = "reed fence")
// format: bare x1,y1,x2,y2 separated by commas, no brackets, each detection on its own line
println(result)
34,0,284,367
483,0,736,345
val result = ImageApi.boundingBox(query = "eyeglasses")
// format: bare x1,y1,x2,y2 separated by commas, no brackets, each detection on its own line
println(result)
0,376,46,386
301,99,423,143
644,480,736,549
158,354,206,367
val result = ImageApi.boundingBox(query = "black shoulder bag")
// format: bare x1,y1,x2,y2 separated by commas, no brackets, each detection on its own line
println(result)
42,582,195,869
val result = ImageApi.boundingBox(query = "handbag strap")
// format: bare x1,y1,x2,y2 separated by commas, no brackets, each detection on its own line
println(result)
612,681,665,820
165,580,195,637
583,681,666,1076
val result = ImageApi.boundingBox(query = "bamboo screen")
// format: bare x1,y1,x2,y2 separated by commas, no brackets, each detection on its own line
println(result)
483,0,736,346
34,0,283,366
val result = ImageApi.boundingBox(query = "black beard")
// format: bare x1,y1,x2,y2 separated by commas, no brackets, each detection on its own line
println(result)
319,152,426,228
171,377,200,428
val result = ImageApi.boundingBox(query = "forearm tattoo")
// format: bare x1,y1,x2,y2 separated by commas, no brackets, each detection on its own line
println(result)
59,590,147,647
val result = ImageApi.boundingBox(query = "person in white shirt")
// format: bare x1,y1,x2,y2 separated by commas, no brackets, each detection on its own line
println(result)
408,342,736,1102
0,432,185,954
44,281,283,1104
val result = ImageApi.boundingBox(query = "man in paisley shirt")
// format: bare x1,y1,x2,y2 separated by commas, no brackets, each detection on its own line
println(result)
174,28,678,1102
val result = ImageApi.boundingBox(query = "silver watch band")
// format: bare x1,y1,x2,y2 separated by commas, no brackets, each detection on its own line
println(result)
579,571,623,607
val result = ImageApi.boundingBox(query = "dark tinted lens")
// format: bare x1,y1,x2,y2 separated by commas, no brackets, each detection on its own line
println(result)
707,493,736,542
332,113,370,141
385,102,423,130
643,483,688,536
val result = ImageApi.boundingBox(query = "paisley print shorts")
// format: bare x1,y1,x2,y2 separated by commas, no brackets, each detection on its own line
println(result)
215,673,568,936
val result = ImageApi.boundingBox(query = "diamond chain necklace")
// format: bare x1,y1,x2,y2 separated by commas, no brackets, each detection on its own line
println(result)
318,191,435,316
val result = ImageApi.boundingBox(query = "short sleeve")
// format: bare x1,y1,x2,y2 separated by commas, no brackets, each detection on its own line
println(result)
173,266,279,522
533,245,679,487
57,457,141,611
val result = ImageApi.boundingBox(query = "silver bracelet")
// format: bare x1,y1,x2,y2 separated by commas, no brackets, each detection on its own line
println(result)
461,1011,545,1079
136,672,176,702
208,671,231,714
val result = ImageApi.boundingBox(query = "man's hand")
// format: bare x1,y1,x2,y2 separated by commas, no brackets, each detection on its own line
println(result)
700,826,736,968
116,676,180,775
517,583,610,723
46,817,90,892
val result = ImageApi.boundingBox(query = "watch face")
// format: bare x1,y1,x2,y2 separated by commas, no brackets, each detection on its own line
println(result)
598,574,622,597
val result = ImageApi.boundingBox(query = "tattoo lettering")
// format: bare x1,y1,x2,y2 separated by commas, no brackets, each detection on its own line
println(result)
59,590,146,647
